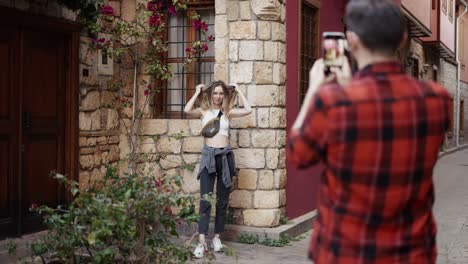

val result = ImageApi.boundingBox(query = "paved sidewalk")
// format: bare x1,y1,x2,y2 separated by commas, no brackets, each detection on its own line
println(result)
433,148,468,264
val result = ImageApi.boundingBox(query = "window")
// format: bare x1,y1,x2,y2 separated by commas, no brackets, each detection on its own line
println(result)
406,57,419,79
299,1,319,105
154,3,215,119
461,18,465,67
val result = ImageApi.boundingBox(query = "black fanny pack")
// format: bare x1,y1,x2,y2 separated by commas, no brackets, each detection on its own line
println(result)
201,110,223,138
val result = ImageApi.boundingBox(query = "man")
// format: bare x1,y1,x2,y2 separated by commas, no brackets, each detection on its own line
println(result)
288,0,452,263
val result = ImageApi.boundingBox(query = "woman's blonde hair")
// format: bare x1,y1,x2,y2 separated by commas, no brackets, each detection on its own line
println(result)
198,80,237,117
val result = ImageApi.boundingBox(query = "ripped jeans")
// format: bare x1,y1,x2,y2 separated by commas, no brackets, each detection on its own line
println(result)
198,155,231,235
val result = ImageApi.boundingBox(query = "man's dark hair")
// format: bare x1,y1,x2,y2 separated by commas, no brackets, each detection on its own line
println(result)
345,0,406,55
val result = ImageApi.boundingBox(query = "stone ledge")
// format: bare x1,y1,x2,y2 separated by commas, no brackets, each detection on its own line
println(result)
79,130,119,137
177,210,317,241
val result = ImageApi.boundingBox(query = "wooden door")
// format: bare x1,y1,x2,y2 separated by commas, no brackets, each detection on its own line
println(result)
0,16,79,237
20,30,67,233
0,26,20,237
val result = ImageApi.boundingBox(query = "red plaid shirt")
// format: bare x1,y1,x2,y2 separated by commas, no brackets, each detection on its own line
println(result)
288,62,451,263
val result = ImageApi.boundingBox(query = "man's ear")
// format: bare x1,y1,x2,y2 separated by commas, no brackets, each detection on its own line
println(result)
346,31,360,52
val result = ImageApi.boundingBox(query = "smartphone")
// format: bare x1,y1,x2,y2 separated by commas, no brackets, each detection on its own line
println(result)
322,32,347,70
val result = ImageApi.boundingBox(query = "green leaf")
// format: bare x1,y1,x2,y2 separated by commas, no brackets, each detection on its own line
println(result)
87,232,97,245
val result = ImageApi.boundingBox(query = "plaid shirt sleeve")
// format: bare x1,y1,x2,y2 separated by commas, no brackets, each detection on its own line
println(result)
287,88,329,168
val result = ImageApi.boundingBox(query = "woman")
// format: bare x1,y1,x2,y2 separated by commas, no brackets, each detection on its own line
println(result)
184,80,252,258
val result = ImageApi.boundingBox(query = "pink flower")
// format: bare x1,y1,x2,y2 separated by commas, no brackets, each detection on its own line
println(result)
144,90,150,96
208,35,215,41
149,14,162,27
202,43,209,52
100,4,114,16
30,203,39,210
147,2,157,12
168,5,176,15
192,19,201,30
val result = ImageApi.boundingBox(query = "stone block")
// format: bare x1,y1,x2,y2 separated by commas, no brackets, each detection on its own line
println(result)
80,154,94,169
109,1,120,17
215,0,226,14
168,120,190,136
230,129,239,148
182,137,204,153
138,137,156,153
106,109,119,130
79,137,87,147
230,62,253,84
264,42,278,62
266,148,279,169
243,209,280,227
215,63,228,81
257,107,270,128
87,137,97,146
274,169,286,189
278,43,286,63
255,62,273,84
278,86,286,106
182,154,199,164
79,171,90,190
273,63,286,85
97,136,107,145
279,189,286,206
157,136,182,154
81,91,100,111
189,119,202,136
61,7,78,21
258,170,274,190
79,112,92,130
229,41,239,62
271,22,286,42
160,155,183,170
215,37,228,64
270,107,286,128
238,130,251,147
215,15,228,38
254,190,280,208
239,41,263,61
234,148,265,169
240,1,252,20
230,190,253,208
251,130,276,148
230,109,256,128
238,169,257,190
121,0,136,21
227,0,239,21
258,21,271,40
90,110,101,131
248,85,279,106
276,130,286,147
278,148,286,168
230,21,256,40
139,119,168,136
101,91,114,106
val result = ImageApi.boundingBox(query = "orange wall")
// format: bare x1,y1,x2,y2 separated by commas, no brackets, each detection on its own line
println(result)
440,0,456,52
461,11,468,83
402,0,432,31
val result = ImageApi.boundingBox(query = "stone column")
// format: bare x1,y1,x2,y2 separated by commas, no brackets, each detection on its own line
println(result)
215,0,286,227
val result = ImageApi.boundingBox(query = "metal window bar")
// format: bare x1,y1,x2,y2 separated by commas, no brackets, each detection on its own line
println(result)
300,2,318,105
155,8,215,119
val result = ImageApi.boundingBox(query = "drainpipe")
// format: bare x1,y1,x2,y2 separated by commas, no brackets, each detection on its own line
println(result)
456,1,468,146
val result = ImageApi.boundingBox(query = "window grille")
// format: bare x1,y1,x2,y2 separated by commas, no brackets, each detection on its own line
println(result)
154,4,215,119
300,1,319,106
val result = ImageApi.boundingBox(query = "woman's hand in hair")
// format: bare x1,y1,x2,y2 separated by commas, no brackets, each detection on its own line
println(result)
195,84,205,94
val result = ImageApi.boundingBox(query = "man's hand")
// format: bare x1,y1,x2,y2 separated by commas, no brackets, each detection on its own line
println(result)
330,58,352,86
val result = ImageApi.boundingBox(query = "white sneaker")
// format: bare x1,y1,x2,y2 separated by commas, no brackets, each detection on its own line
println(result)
212,237,223,252
193,241,207,258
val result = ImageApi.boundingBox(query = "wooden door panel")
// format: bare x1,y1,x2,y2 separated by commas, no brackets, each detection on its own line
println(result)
22,30,66,213
0,140,10,218
22,140,59,208
0,27,18,226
